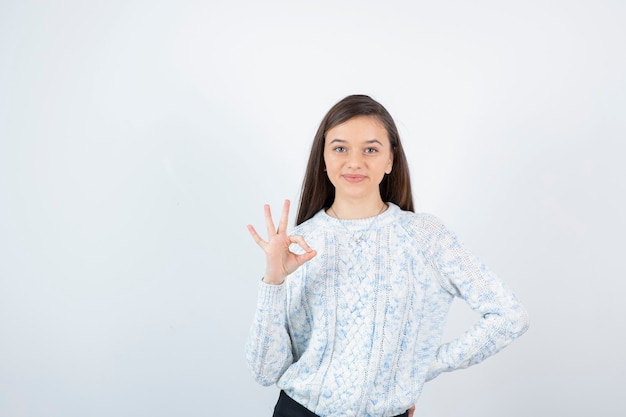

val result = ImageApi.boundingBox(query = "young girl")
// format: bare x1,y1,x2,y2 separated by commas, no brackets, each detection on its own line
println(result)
246,95,529,417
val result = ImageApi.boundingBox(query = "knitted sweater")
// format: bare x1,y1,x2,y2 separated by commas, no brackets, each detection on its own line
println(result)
245,203,529,417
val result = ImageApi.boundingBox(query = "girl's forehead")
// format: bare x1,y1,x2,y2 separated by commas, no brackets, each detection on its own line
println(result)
325,117,389,144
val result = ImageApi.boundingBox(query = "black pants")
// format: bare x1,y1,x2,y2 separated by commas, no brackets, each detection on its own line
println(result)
273,391,409,417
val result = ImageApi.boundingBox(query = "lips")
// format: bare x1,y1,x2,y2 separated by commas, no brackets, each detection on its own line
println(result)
342,174,366,183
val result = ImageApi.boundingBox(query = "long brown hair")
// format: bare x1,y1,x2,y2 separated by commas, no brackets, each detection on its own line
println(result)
296,95,414,225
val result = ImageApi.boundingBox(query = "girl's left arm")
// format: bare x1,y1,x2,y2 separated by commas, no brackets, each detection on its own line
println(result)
425,218,529,381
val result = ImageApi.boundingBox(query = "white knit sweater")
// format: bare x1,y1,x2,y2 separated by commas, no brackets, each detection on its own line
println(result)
245,203,529,417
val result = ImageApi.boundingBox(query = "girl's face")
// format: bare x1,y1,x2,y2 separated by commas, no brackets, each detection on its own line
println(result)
323,116,393,203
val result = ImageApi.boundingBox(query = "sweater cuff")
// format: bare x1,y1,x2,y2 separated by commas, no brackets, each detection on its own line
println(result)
257,279,286,309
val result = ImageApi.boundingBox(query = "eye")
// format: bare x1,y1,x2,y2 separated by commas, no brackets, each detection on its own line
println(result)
333,146,347,153
364,147,378,154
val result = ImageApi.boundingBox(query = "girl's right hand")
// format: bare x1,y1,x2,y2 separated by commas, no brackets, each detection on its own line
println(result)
247,199,317,285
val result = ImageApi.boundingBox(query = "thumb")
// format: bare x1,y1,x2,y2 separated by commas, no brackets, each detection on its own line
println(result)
296,249,317,265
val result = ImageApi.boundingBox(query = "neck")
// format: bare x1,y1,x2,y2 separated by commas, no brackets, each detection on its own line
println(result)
328,196,387,220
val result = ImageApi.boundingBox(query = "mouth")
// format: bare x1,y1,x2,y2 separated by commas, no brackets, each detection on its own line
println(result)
342,174,366,183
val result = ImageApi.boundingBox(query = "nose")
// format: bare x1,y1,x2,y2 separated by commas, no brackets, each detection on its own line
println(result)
346,151,363,169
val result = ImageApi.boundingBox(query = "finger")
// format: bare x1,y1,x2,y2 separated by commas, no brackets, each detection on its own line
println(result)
296,249,317,265
277,199,290,234
264,204,277,237
289,234,314,252
247,224,266,247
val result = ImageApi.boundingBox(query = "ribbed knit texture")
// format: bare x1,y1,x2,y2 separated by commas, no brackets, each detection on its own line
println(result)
245,203,529,417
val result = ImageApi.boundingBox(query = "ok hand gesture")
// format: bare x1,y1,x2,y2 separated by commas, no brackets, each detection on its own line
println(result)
247,200,317,285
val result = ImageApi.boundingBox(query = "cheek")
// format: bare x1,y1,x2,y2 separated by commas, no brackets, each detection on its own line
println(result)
323,153,337,172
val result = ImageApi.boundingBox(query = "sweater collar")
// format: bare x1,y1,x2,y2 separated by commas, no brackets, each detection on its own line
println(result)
314,202,400,231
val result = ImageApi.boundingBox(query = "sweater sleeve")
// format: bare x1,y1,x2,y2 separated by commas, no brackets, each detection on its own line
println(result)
424,216,529,381
245,280,294,386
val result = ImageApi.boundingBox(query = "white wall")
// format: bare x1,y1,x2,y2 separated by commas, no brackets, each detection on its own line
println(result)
1,0,624,415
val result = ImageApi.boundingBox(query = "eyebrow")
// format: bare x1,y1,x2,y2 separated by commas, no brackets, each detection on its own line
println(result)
328,138,385,146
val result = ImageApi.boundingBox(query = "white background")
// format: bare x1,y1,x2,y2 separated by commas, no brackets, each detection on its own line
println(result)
1,0,624,415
